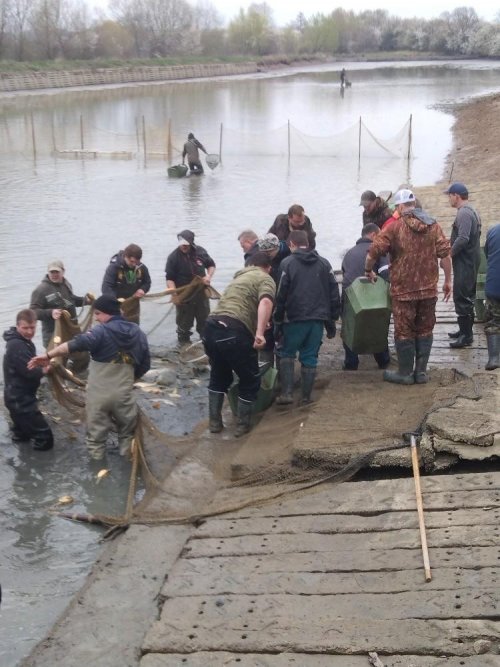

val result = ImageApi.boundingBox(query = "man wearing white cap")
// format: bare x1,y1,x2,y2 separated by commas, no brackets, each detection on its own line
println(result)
30,259,93,348
165,230,216,346
365,189,452,385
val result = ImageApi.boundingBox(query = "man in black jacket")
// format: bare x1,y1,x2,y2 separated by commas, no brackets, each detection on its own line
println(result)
3,309,53,451
102,244,151,324
30,259,92,347
341,223,390,370
268,204,316,250
166,230,216,346
274,230,340,405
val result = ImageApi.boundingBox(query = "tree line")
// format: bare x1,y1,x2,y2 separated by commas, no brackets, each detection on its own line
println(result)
0,0,499,63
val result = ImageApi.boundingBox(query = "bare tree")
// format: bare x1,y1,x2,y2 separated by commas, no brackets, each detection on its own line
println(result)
10,0,34,59
0,0,11,57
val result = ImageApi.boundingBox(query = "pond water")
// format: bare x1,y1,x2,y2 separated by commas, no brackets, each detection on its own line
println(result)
1,59,500,665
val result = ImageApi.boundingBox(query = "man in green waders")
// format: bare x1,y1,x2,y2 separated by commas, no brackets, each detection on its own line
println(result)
28,295,150,461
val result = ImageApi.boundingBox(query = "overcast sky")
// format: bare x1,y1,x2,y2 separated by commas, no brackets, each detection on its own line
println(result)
210,1,499,25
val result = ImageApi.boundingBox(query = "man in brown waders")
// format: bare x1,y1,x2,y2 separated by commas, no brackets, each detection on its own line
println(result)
365,189,452,385
29,295,150,461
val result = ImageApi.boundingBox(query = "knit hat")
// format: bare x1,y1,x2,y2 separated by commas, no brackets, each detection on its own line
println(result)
257,233,280,252
93,295,121,316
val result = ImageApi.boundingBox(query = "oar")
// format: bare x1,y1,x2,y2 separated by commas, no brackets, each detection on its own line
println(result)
410,433,432,582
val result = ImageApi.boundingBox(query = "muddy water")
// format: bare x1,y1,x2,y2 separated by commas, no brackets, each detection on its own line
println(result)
1,60,500,665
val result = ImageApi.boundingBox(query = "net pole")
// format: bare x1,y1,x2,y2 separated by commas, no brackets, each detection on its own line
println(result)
30,112,37,162
135,116,140,154
51,112,57,152
219,122,223,160
288,119,291,159
407,114,413,162
167,119,172,161
80,114,84,150
358,116,362,164
142,115,147,166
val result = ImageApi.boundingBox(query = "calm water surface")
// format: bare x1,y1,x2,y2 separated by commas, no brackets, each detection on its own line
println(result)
1,59,500,665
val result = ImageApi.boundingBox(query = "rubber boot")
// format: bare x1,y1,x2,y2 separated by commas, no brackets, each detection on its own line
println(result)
448,329,460,339
449,315,473,348
414,336,433,384
208,390,224,433
485,333,500,371
276,358,295,405
300,366,316,404
383,340,415,385
234,398,253,437
33,433,54,451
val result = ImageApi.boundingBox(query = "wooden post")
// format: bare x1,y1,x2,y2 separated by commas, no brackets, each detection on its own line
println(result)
167,119,172,162
80,114,84,150
142,115,147,165
411,434,432,582
288,119,291,159
219,122,223,161
358,116,362,164
51,112,57,153
135,116,140,154
30,112,37,161
407,114,413,162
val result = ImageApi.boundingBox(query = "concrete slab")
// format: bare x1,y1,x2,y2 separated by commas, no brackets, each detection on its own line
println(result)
141,653,499,667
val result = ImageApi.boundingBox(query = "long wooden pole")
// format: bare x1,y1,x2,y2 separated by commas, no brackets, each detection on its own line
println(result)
411,434,432,582
407,113,413,162
30,112,37,161
80,114,84,150
358,116,362,164
219,122,223,160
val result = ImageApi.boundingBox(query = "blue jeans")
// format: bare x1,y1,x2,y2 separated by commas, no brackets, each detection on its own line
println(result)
342,342,390,370
279,320,324,368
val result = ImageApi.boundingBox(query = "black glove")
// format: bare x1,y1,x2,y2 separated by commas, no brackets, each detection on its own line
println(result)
325,321,336,339
273,322,283,341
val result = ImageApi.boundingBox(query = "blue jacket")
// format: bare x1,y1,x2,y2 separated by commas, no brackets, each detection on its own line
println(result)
68,316,150,379
485,224,500,299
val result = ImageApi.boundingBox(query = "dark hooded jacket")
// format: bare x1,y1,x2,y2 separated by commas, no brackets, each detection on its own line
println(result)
68,316,150,379
362,198,393,229
342,237,389,290
3,327,44,412
165,245,215,288
274,249,340,325
30,276,85,346
102,251,151,300
268,214,316,250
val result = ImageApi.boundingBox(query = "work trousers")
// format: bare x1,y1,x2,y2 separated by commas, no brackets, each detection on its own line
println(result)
203,317,260,402
392,297,437,341
452,255,478,318
485,296,500,335
342,342,390,370
8,408,53,448
85,360,137,459
279,320,324,368
176,290,210,341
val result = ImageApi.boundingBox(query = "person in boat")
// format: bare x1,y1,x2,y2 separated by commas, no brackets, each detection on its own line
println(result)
182,132,208,174
165,230,216,347
28,295,150,461
3,309,54,451
359,190,393,230
30,259,93,348
274,230,340,406
203,252,275,437
365,189,452,386
102,244,151,325
268,204,316,250
341,223,390,371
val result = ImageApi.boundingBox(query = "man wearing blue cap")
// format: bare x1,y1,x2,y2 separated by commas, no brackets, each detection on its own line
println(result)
444,182,482,348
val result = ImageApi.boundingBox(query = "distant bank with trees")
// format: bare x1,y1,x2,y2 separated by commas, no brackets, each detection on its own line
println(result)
0,1,498,66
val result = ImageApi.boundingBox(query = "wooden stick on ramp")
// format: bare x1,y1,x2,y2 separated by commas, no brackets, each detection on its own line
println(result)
410,434,432,582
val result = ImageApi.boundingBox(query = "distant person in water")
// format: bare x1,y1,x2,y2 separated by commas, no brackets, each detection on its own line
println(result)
340,68,346,86
182,133,208,174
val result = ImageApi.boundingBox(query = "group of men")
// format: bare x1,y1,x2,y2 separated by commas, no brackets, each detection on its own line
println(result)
4,184,499,454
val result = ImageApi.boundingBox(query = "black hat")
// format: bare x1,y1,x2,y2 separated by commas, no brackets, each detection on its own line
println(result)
93,295,121,316
177,230,195,246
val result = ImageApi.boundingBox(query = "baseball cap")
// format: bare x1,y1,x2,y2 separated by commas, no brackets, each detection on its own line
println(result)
47,259,65,272
177,229,195,247
393,189,416,206
443,182,468,197
359,190,376,206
